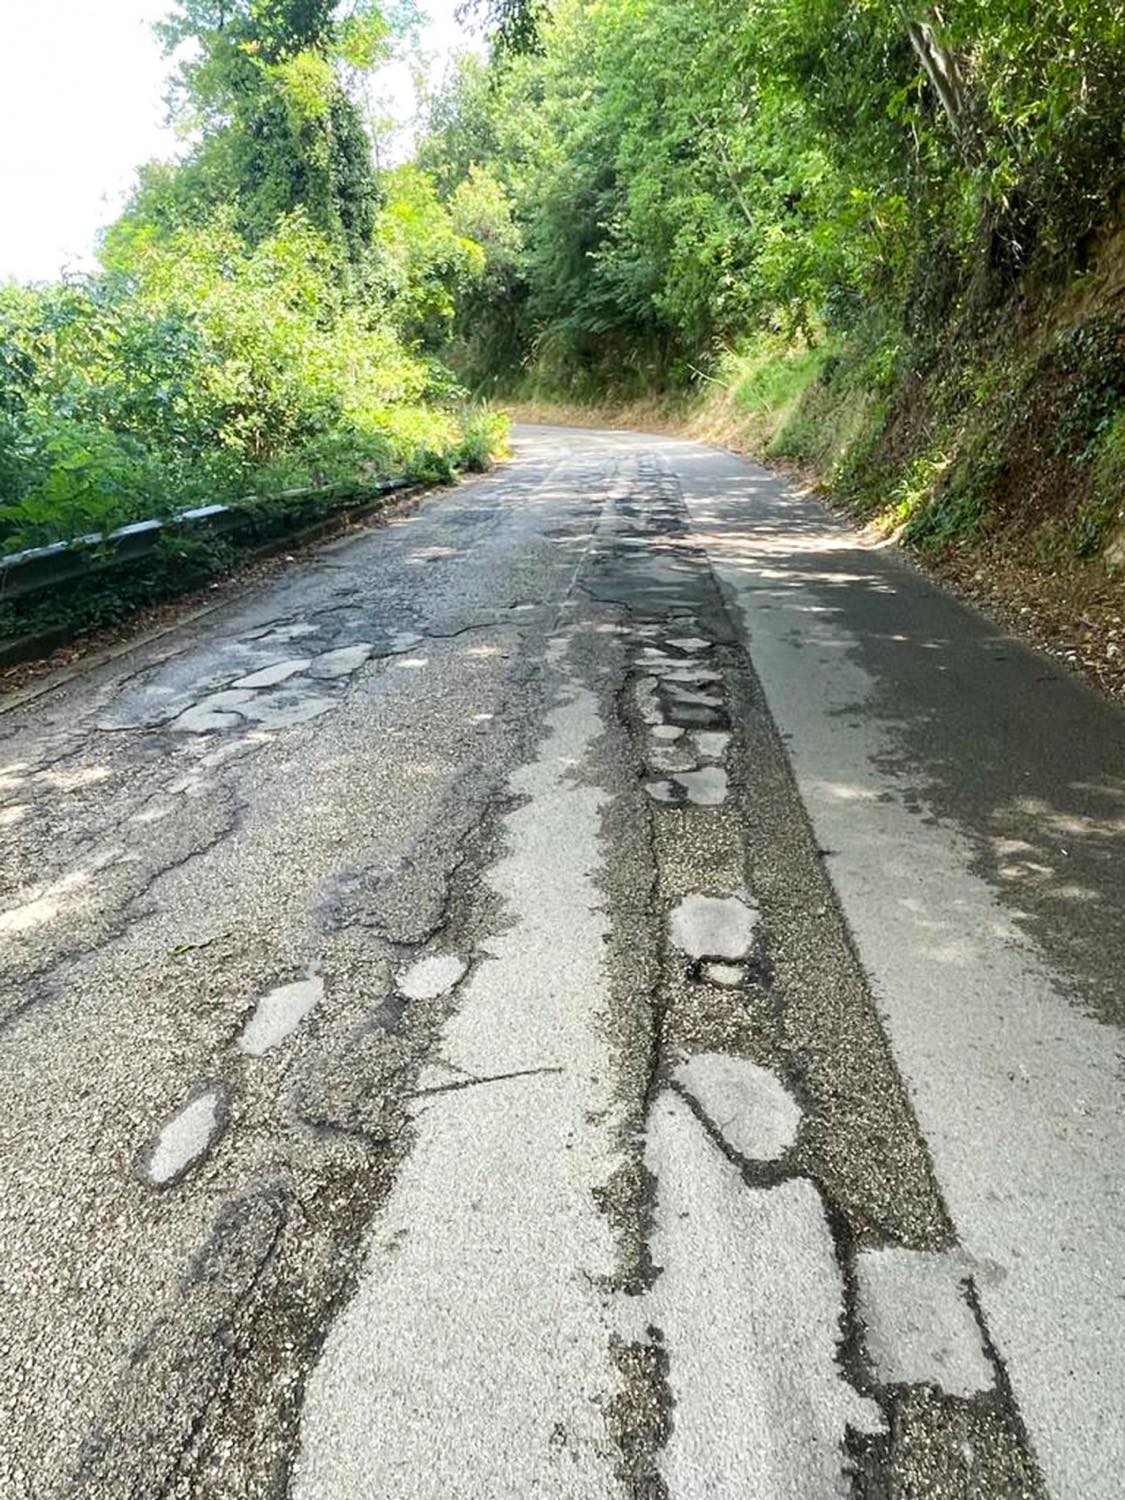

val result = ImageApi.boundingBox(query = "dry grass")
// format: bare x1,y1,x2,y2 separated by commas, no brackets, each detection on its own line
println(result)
503,395,690,435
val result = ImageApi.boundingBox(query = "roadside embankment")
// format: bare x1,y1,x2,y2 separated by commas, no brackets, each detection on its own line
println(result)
508,231,1125,703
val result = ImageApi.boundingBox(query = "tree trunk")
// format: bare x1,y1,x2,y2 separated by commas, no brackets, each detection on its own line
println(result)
906,10,978,161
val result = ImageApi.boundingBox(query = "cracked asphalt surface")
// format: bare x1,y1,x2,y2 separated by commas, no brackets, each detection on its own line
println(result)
1,425,1122,1498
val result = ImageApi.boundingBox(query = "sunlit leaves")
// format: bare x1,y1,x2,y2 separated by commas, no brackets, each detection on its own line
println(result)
420,0,1125,386
0,199,495,549
270,49,336,121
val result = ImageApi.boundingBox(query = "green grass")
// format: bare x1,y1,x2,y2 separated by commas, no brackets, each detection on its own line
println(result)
725,337,832,416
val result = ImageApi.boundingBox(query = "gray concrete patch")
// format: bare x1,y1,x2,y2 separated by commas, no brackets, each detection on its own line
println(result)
140,1084,229,1187
656,667,722,684
255,623,318,644
691,731,730,759
674,767,728,805
636,651,684,669
242,690,338,730
388,631,423,652
856,1248,995,1397
238,974,324,1056
172,690,256,733
645,1091,882,1496
232,659,311,690
675,1052,802,1161
669,892,758,959
649,741,698,774
309,644,374,680
634,677,662,726
395,953,469,1001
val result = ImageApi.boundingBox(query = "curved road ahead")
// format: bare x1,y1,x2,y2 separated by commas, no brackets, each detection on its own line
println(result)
1,425,1122,1498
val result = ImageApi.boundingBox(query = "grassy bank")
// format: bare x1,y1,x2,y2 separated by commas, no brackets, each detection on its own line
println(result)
506,230,1125,701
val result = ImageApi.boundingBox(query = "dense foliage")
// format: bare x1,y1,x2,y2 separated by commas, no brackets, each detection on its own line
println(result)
108,0,390,266
4,0,1124,590
1,0,504,562
425,1,1125,389
425,0,1125,564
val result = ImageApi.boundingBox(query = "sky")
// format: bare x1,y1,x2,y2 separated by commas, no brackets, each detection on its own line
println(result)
0,0,470,284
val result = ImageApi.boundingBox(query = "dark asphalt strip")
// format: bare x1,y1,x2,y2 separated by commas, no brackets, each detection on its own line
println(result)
586,448,1045,1499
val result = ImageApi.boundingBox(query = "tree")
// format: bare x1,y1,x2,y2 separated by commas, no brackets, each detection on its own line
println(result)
109,0,399,266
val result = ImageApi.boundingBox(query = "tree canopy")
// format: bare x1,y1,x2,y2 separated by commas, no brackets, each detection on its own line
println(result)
0,0,503,573
4,0,1124,602
421,0,1125,388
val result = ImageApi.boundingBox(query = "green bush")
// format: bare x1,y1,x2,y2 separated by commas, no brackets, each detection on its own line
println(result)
456,407,511,472
0,212,504,557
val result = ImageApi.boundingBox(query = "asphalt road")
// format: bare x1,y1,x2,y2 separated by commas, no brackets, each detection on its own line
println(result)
1,424,1122,1499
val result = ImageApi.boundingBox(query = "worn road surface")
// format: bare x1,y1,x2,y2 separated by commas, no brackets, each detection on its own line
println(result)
2,425,1123,1499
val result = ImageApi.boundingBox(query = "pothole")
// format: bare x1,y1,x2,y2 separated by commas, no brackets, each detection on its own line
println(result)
309,643,374,679
673,767,728,806
232,658,311,690
396,952,469,1001
674,1052,801,1161
855,1248,996,1397
238,972,325,1056
691,731,730,759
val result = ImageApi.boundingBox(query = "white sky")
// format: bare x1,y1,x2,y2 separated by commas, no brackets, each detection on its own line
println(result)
0,0,470,283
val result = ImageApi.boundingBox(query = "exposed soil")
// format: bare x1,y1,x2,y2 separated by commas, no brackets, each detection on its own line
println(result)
930,539,1125,702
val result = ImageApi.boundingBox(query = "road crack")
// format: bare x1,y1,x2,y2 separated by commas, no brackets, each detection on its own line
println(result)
412,1065,564,1098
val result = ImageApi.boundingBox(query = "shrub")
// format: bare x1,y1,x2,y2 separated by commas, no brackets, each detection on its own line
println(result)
0,213,504,555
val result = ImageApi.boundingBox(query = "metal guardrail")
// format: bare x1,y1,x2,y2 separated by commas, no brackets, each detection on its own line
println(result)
0,476,414,602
